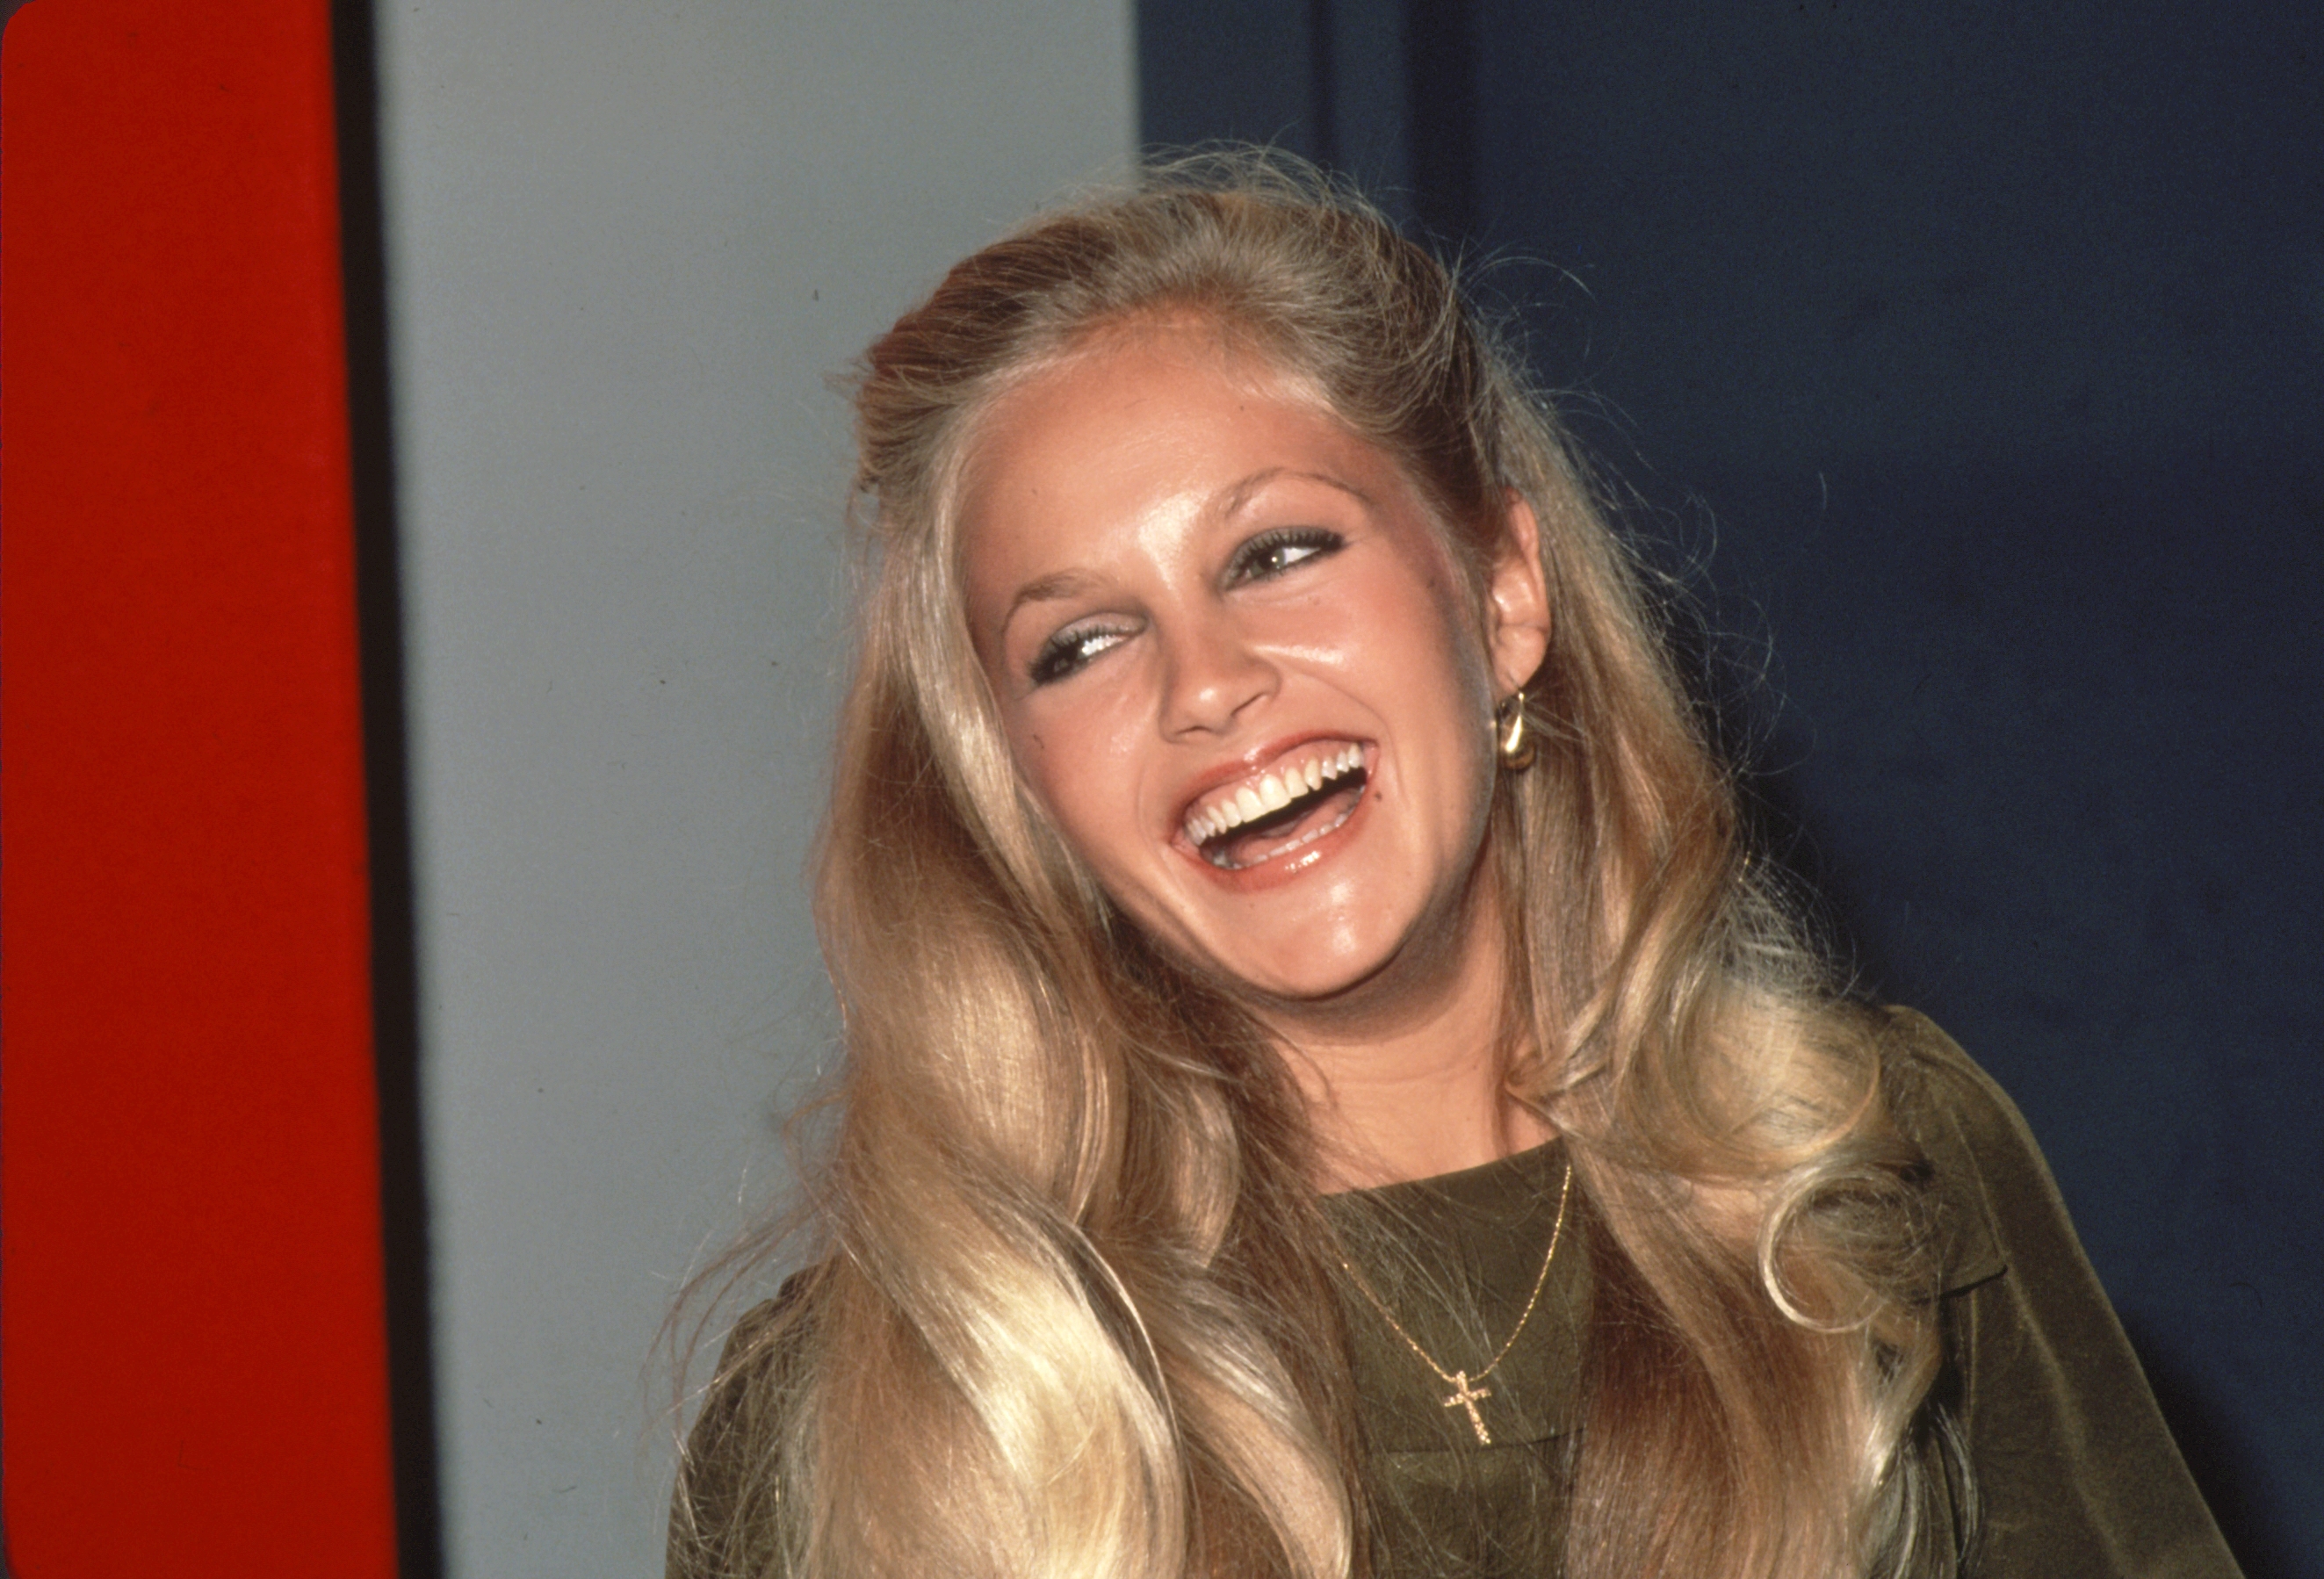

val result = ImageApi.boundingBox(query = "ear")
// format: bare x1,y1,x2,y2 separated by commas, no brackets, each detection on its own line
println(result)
1483,494,1551,697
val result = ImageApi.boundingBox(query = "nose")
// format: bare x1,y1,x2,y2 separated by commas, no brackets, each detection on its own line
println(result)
1158,612,1277,739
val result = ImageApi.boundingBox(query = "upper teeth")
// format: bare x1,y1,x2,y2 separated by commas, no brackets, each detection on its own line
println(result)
1184,745,1364,845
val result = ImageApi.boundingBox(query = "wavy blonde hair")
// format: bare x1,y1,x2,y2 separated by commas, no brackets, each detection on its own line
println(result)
672,155,1956,1579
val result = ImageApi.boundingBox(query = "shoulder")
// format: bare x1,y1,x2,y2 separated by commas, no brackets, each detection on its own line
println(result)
1870,1010,2249,1575
1875,1004,2031,1155
1873,1006,2051,1294
668,1277,819,1579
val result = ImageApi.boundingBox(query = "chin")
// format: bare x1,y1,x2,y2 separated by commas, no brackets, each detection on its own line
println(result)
1176,910,1433,1013
1179,854,1498,1027
1216,956,1388,1008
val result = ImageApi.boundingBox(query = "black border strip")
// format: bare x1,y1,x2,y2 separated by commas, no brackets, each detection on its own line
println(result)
328,3,444,1574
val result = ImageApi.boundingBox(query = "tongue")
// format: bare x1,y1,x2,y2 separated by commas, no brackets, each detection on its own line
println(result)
1210,776,1362,869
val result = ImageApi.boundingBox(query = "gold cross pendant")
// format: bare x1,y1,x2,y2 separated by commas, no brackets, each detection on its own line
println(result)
1442,1370,1494,1445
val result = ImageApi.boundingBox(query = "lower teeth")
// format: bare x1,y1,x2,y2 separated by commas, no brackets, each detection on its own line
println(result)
1203,795,1360,869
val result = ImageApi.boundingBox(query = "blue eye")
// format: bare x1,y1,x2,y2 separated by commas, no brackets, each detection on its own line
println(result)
1029,622,1131,685
1229,527,1343,584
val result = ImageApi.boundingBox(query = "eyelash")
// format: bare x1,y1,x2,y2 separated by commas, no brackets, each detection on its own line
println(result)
1026,527,1346,687
1228,526,1343,583
1030,622,1134,686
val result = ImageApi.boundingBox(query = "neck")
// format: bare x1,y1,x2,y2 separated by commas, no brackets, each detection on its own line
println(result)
1258,869,1553,1191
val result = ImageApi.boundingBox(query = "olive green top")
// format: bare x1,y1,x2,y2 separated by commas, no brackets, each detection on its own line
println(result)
671,1012,2245,1576
1321,1118,1584,1575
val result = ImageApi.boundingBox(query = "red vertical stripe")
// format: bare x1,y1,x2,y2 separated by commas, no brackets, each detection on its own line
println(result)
2,2,401,1573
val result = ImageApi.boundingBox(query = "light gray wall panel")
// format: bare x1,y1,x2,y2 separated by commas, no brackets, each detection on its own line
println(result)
375,5,1133,1572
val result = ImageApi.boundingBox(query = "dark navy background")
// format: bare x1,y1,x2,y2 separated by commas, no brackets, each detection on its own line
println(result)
1141,3,2321,1570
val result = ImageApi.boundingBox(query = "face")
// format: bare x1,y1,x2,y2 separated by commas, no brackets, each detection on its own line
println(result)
958,326,1548,1016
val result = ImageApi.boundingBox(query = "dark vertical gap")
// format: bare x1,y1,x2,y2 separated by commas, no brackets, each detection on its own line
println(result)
328,4,444,1576
1133,0,1170,152
1402,0,1478,246
1307,0,1340,172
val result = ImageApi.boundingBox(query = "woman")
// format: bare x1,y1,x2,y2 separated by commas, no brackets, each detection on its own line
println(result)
669,157,2238,1579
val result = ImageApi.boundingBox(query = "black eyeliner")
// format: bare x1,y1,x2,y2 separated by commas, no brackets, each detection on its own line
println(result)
1028,620,1130,686
1229,525,1344,583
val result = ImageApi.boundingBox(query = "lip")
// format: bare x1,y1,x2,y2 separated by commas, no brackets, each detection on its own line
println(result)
1182,768,1374,893
1169,732,1376,890
1169,732,1370,833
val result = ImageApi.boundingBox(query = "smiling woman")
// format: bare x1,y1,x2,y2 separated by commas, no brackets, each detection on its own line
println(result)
961,329,1540,1069
667,157,2241,1579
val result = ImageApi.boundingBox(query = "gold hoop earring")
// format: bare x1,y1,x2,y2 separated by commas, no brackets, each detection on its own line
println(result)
1496,689,1537,772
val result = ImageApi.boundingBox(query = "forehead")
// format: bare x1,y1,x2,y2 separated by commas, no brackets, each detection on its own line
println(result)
965,321,1339,486
954,327,1411,591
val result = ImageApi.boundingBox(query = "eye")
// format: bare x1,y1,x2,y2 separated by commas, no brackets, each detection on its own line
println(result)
1028,620,1135,686
1227,526,1343,585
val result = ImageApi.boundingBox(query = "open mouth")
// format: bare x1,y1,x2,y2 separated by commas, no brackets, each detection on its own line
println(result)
1183,743,1370,871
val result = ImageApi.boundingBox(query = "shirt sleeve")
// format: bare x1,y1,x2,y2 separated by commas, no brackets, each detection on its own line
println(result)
1886,1008,2246,1579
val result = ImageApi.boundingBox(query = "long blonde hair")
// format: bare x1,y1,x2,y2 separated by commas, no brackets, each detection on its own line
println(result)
674,155,1955,1579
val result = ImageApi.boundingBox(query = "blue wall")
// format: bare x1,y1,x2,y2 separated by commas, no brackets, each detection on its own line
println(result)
1142,4,2322,1570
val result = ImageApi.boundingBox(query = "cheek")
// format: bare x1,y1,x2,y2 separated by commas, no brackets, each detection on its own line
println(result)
1379,580,1500,836
1002,703,1141,863
1004,720,1064,817
1345,564,1497,719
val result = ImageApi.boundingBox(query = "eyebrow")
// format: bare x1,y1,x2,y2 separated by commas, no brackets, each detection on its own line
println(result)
1218,465,1373,518
1000,567,1107,631
996,465,1375,632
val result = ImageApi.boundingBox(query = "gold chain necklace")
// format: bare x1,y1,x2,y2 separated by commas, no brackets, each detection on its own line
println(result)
1335,1158,1573,1446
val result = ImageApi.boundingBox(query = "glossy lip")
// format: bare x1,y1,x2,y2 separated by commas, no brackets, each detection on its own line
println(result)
1169,732,1378,892
1169,732,1369,832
